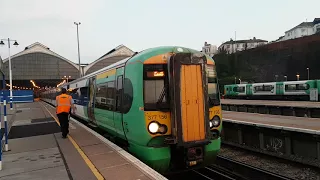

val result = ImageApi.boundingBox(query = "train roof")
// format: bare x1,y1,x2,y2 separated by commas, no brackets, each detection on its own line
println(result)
57,46,212,88
127,46,215,64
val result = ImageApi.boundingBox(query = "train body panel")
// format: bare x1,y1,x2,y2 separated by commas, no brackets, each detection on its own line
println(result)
224,79,320,101
41,46,222,173
283,80,311,95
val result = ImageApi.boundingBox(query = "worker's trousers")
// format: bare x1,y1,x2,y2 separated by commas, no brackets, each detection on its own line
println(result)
57,112,69,138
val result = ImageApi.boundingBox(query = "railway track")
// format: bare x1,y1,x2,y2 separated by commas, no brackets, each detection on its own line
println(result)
192,166,243,180
169,155,294,180
215,155,294,180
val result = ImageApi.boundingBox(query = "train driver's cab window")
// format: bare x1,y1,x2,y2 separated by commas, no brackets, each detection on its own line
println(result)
143,64,169,110
207,64,220,107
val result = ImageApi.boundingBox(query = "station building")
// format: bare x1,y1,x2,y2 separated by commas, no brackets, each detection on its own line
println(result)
0,42,134,90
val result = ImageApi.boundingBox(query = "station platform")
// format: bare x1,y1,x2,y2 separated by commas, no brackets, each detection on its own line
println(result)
223,110,320,132
0,103,16,143
221,99,320,108
221,99,320,118
0,101,167,180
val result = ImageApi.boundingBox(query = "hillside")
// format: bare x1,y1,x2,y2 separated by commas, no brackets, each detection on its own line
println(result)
214,33,320,88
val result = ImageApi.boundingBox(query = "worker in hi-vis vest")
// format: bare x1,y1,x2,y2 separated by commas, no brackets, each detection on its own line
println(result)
56,88,76,138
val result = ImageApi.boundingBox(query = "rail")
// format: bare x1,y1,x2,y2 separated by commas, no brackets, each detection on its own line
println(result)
192,166,241,180
215,155,293,180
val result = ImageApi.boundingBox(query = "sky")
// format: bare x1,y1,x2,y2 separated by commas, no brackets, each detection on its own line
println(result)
0,0,319,64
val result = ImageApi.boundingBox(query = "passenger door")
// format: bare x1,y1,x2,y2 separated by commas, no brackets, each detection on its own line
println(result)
88,77,97,124
114,68,127,140
276,82,284,95
246,84,252,95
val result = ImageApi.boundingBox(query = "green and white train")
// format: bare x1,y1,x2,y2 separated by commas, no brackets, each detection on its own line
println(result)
224,80,320,101
41,46,222,173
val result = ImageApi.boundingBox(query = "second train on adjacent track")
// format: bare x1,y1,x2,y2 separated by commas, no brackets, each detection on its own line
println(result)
224,80,320,101
41,46,222,173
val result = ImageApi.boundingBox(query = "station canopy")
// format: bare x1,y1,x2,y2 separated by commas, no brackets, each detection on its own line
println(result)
1,42,134,90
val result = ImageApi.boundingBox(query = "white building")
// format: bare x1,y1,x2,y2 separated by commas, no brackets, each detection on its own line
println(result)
218,37,268,54
278,18,320,41
201,42,218,56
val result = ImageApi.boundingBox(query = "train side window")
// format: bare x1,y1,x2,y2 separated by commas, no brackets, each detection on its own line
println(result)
116,76,123,112
69,88,78,104
123,78,133,114
286,84,310,91
233,87,237,92
238,87,245,92
106,81,115,110
80,87,88,106
297,84,309,90
95,83,108,110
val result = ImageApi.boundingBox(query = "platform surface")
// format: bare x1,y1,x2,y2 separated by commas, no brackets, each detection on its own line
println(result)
223,110,320,132
0,101,167,180
221,99,320,108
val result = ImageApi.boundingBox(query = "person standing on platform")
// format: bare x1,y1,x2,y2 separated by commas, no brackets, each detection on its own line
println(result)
56,88,76,138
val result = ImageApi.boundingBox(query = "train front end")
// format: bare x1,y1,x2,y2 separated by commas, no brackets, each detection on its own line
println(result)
141,47,222,172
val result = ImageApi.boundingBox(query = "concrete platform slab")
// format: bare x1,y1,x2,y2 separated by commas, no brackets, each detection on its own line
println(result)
0,165,69,180
100,163,150,180
0,147,63,177
54,133,97,180
69,129,102,147
4,134,57,155
81,143,113,157
89,151,128,169
223,111,320,131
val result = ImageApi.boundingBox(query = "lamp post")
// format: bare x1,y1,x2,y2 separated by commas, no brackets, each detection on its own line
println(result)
284,75,287,81
63,75,71,83
307,67,309,80
74,22,81,78
0,38,19,110
296,74,300,81
239,78,242,84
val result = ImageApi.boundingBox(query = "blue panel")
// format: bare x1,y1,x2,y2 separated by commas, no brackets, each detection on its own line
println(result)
0,90,34,103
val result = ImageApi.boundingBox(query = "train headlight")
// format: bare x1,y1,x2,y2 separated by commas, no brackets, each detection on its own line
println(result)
148,122,159,134
211,116,221,127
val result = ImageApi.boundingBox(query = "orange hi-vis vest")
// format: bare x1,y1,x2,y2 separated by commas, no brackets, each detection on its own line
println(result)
56,94,72,114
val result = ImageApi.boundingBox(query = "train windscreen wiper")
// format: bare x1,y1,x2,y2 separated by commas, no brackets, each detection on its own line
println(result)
156,87,166,105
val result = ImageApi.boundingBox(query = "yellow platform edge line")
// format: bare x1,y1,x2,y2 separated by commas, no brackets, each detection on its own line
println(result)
41,102,104,180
